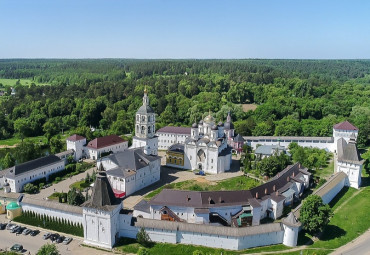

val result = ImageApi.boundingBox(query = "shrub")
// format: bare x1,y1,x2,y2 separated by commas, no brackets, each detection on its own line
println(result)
136,228,152,247
138,248,150,255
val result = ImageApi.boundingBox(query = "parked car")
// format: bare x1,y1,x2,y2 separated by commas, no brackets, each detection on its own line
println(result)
62,237,73,245
50,233,60,242
56,236,65,243
22,228,32,235
15,227,26,235
6,223,16,230
10,244,23,252
0,223,7,230
42,232,51,240
30,230,40,236
11,226,20,233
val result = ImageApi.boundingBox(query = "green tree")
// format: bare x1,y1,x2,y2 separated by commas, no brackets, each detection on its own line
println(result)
300,195,332,234
14,139,42,164
0,152,15,169
13,117,31,141
23,183,38,194
36,243,60,255
67,188,85,206
43,118,60,142
50,135,64,154
136,227,152,247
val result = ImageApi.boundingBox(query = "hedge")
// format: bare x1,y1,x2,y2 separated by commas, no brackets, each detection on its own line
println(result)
14,211,83,237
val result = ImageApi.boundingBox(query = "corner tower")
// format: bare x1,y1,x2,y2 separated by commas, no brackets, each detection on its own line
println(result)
132,87,158,155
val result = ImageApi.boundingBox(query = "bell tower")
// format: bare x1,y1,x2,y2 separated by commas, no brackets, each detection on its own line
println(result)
132,87,158,155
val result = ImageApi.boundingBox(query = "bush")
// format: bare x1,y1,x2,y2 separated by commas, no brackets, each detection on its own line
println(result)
193,250,204,255
138,248,150,255
23,183,38,194
137,228,152,248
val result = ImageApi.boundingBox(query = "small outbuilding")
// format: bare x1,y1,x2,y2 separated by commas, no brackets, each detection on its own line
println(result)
6,201,22,220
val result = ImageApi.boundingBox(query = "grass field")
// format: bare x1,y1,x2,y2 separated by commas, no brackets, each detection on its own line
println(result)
0,135,47,146
311,154,334,180
311,187,370,249
0,78,46,86
115,237,291,255
69,180,91,191
145,175,262,200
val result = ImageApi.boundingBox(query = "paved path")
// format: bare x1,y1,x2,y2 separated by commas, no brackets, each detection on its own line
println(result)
29,166,97,200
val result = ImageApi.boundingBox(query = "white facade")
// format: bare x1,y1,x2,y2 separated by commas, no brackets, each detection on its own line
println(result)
183,114,232,174
66,136,86,160
83,205,121,249
101,153,161,197
336,160,362,189
157,132,189,150
86,141,128,160
5,158,65,193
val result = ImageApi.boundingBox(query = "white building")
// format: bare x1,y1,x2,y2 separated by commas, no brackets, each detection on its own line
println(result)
85,135,128,160
66,134,86,160
82,171,122,249
183,113,232,174
2,155,65,193
66,134,128,161
336,137,363,189
134,163,310,226
157,126,191,150
132,88,158,156
100,148,161,198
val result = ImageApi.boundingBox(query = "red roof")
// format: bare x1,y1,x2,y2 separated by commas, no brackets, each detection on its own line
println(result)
67,134,86,141
87,135,126,149
157,126,191,135
333,121,358,131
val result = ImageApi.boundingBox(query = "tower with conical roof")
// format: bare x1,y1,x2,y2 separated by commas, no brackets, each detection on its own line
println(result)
132,87,158,155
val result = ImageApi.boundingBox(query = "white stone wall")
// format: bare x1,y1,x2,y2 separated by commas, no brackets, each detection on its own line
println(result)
320,176,346,204
21,202,82,224
119,214,138,239
247,139,335,152
8,160,65,193
237,230,284,250
132,136,158,156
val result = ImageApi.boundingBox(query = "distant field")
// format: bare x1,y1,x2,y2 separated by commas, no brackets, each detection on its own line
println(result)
241,103,258,112
0,78,47,86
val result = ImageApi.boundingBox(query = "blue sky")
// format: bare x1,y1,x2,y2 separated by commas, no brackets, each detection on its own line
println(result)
1,0,369,59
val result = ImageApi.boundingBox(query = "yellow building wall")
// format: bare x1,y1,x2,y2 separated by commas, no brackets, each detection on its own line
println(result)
166,151,184,166
7,208,22,220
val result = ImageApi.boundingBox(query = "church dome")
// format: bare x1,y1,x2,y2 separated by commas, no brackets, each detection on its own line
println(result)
204,114,215,124
224,121,234,130
192,122,198,128
137,105,155,114
211,125,218,130
218,121,224,127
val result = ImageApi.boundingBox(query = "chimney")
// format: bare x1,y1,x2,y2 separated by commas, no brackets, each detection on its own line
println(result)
256,192,259,199
219,196,223,203
287,176,290,182
276,191,279,196
273,185,276,191
265,188,268,195
293,172,295,177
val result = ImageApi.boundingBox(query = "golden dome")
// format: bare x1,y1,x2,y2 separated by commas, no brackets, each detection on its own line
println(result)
204,114,215,124
144,85,148,94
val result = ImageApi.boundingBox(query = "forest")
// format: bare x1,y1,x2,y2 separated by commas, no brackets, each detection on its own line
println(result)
0,59,369,150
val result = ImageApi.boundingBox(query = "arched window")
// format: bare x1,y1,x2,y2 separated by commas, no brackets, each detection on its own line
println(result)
148,126,151,133
136,115,140,121
141,126,145,134
142,116,145,122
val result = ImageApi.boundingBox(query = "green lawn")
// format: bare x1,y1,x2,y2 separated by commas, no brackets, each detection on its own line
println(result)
311,187,370,249
145,175,262,200
0,135,47,146
312,155,334,179
115,237,291,255
70,180,91,191
0,78,47,86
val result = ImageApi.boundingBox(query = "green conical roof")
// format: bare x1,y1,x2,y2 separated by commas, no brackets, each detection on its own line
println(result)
6,202,20,210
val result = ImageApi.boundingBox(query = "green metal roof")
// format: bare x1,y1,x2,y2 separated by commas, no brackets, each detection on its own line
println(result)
6,202,20,210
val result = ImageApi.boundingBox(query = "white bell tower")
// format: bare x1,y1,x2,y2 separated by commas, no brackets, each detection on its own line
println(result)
132,87,158,155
